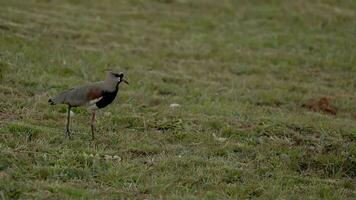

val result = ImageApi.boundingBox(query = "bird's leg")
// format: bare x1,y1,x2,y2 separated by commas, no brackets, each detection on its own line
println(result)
91,111,96,140
66,105,72,138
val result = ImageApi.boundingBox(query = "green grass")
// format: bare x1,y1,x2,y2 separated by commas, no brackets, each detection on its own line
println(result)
0,0,355,199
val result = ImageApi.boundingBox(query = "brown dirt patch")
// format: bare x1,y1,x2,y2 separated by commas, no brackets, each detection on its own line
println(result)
351,112,356,119
302,97,337,115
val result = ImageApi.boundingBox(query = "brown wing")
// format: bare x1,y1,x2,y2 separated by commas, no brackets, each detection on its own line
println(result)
87,88,103,100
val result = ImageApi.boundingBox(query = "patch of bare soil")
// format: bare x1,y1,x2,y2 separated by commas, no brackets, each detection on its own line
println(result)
302,97,337,115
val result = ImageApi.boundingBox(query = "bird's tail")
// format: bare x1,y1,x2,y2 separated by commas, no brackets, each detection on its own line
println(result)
48,98,56,105
48,91,69,105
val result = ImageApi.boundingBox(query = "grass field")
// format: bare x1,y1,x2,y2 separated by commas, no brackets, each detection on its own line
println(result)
0,0,355,199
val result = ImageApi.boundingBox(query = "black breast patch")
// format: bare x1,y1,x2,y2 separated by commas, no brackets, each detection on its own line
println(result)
95,89,118,109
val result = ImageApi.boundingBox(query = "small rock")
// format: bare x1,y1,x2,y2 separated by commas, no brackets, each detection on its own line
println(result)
70,110,75,117
280,153,290,162
104,155,112,160
212,133,227,142
169,103,181,108
308,146,316,151
255,137,264,144
112,155,122,161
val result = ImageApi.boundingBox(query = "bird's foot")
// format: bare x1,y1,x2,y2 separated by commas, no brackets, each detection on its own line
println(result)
65,130,72,138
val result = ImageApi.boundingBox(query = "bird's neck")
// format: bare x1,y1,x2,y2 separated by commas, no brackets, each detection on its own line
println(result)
103,80,119,92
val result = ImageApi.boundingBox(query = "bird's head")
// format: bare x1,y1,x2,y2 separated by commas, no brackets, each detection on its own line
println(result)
107,70,129,85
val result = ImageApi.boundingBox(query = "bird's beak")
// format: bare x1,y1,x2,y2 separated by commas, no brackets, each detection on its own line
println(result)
122,79,129,85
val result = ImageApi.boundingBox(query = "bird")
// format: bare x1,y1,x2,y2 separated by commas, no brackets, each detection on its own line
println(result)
48,70,129,140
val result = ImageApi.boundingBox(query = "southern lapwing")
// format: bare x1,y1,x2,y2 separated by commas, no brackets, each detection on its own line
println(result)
48,70,129,140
